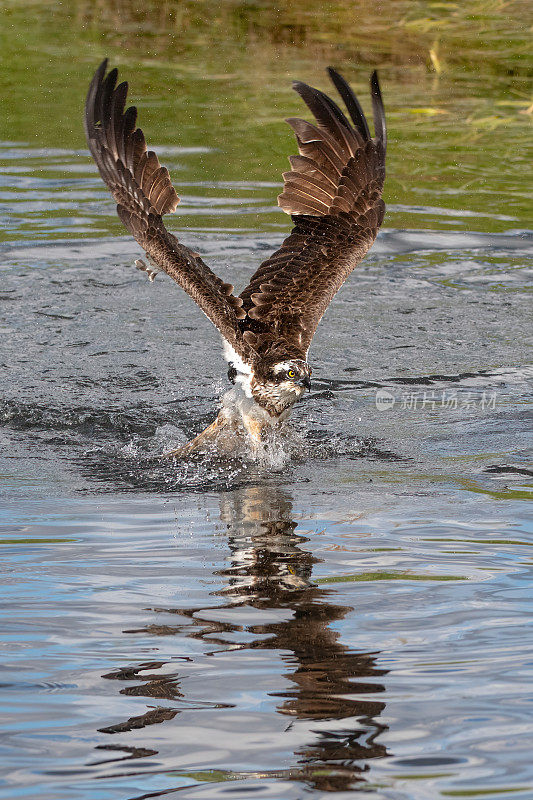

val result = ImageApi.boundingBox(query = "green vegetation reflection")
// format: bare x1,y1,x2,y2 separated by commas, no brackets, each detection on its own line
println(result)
0,0,531,239
316,570,467,584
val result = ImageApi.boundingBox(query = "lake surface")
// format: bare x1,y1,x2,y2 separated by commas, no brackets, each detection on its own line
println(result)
1,4,532,799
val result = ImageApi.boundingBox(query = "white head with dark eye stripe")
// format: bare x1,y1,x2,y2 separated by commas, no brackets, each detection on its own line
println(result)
272,360,311,385
250,358,312,416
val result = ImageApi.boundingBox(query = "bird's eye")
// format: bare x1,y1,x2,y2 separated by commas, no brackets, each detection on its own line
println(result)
287,369,296,379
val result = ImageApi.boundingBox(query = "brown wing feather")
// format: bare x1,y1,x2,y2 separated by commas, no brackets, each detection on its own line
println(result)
84,60,251,362
240,69,386,358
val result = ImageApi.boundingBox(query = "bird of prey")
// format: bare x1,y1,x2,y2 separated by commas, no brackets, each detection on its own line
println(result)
84,61,386,456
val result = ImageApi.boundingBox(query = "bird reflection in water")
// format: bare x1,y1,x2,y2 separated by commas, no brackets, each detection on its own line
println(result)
95,485,388,792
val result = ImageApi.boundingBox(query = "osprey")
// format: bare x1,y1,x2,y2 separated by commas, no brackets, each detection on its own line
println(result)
84,61,386,455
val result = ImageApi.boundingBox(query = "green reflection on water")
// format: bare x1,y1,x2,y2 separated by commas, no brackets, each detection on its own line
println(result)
0,0,531,236
0,538,77,544
316,570,466,583
441,789,532,797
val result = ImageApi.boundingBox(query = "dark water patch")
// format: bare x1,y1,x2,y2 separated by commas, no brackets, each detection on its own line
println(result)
0,399,165,442
312,368,528,392
484,465,533,478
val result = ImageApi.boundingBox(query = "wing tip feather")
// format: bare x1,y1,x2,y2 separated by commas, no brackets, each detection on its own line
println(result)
325,66,371,140
370,70,387,153
85,60,181,218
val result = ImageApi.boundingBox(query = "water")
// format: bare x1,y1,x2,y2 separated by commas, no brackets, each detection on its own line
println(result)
1,4,533,799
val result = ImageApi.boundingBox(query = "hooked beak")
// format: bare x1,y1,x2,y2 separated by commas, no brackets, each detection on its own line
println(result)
300,376,311,391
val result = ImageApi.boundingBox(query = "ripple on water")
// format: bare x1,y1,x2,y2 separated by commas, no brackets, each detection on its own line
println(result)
1,141,532,800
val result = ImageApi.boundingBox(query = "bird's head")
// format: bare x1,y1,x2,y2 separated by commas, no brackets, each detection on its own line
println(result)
250,358,311,416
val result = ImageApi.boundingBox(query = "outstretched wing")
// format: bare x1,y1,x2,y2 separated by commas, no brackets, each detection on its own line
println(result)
84,60,250,362
239,69,386,358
